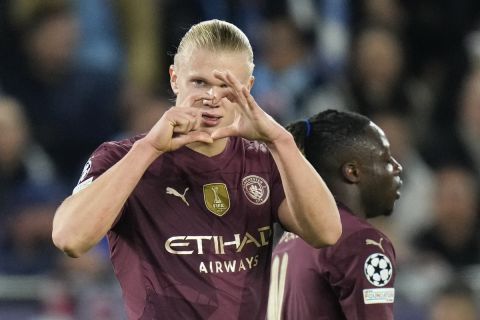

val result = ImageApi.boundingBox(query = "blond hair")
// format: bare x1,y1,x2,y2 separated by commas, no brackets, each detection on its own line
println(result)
174,19,254,73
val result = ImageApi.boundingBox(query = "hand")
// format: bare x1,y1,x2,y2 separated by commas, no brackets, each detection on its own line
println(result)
211,70,287,144
143,93,214,153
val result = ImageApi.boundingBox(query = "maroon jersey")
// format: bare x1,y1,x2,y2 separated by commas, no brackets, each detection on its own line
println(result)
75,136,285,319
269,204,396,320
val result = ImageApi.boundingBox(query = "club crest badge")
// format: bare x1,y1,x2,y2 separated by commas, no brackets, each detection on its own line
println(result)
242,175,269,205
203,183,230,216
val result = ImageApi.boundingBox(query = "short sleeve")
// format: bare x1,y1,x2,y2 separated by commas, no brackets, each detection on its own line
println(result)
73,141,130,194
326,229,396,320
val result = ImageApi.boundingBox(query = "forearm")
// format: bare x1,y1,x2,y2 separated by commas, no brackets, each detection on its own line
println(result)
52,140,161,257
267,132,341,247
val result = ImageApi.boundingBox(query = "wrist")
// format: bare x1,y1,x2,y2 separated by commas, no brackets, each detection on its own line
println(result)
265,130,296,151
133,139,164,162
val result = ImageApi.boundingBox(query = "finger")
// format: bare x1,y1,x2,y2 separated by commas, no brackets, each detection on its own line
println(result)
214,87,238,105
182,108,203,131
213,71,235,92
174,106,201,118
221,71,245,96
173,131,213,148
211,125,237,140
165,109,196,132
172,113,199,133
226,72,255,110
179,92,214,108
241,86,260,111
214,71,248,107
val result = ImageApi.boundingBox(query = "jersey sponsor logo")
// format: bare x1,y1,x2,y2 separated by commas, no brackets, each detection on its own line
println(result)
165,226,272,274
164,226,271,255
242,175,269,205
203,183,230,216
199,254,259,274
364,253,393,287
363,288,395,304
365,237,385,252
78,159,92,183
166,187,190,206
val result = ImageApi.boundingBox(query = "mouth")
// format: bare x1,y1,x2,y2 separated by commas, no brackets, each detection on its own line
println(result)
201,111,222,127
395,190,401,199
395,178,403,199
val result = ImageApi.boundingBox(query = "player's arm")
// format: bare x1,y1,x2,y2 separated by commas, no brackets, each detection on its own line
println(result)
52,140,161,258
52,97,213,258
269,135,341,247
333,230,396,319
211,71,341,248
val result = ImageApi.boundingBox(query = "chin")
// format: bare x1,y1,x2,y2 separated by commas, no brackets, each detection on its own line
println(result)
383,202,397,216
383,209,394,217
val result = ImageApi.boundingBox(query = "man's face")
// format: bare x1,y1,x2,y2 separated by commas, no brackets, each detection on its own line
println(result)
169,48,253,134
359,123,403,218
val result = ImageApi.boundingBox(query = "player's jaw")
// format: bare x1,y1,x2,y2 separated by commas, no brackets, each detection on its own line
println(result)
383,175,402,216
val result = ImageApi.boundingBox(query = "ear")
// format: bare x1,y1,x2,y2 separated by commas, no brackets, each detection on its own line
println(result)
169,65,179,95
247,75,255,91
342,162,360,184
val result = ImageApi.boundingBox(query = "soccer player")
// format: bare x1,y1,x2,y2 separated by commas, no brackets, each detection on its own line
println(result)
51,20,341,319
268,110,402,320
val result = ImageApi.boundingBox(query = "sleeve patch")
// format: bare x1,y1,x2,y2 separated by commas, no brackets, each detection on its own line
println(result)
78,159,92,183
363,288,395,304
364,253,393,287
73,177,93,194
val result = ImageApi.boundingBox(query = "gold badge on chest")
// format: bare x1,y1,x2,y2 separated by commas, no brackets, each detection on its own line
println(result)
203,183,230,216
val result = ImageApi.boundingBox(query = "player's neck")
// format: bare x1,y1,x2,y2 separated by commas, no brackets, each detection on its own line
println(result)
187,137,229,157
344,199,367,219
335,194,366,219
335,187,368,219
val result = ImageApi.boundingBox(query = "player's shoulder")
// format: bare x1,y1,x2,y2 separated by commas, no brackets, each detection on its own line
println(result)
338,207,377,238
94,134,145,156
334,208,394,256
340,225,393,253
241,138,270,155
328,223,395,279
85,134,146,170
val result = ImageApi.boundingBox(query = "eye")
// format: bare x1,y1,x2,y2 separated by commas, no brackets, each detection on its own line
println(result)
192,79,206,87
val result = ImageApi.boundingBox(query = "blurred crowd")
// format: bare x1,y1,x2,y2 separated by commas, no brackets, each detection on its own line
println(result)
1,0,480,319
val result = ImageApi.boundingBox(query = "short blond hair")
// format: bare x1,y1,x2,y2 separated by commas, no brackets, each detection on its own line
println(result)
174,19,254,73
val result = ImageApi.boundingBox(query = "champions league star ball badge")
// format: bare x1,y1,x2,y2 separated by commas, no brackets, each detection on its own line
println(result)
364,253,393,287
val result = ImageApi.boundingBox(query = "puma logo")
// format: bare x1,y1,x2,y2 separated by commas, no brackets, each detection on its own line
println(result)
365,237,384,252
166,187,190,206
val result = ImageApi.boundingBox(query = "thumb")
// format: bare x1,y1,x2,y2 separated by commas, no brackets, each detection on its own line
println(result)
173,131,213,147
211,126,237,140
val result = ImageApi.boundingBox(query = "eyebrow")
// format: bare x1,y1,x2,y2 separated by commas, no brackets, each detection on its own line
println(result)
188,74,209,81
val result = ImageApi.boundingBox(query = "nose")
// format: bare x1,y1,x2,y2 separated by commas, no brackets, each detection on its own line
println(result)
206,86,230,106
392,157,403,174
